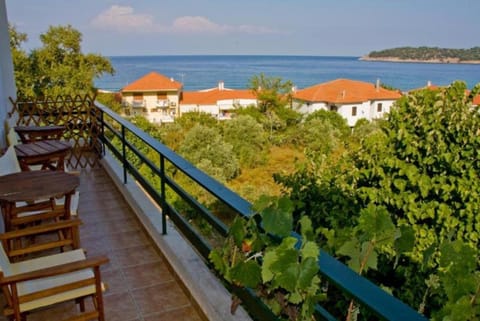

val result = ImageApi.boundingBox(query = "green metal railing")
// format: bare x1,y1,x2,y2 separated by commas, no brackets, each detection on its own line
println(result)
95,102,428,321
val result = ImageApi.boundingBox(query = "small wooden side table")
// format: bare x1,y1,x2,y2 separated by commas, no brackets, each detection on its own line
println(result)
14,140,72,171
14,125,66,144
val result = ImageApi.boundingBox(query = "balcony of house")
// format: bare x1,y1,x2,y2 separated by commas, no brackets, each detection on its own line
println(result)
1,95,428,321
130,100,146,109
149,106,176,124
156,100,169,108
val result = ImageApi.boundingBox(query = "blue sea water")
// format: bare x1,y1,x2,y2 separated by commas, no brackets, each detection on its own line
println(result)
94,55,480,92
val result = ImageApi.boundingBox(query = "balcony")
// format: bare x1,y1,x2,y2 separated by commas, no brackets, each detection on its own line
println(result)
2,95,428,321
156,100,169,108
130,100,146,108
0,165,206,321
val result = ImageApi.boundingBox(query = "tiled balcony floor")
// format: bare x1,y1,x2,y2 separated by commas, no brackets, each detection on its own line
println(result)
0,165,206,321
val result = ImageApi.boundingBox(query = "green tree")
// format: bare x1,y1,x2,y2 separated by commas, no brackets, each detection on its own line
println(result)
275,81,480,318
9,24,31,96
10,24,114,97
249,73,293,113
223,115,268,168
96,92,123,114
355,82,480,262
179,124,239,181
305,110,351,139
175,112,219,131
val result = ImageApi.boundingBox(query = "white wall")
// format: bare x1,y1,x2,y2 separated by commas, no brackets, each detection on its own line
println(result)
338,102,370,127
0,0,17,149
369,100,396,120
293,101,328,114
218,98,257,110
179,104,198,115
295,99,397,127
198,104,218,116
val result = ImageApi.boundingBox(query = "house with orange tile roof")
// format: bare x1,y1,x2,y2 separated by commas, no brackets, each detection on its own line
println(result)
180,81,257,119
293,79,402,126
121,72,183,123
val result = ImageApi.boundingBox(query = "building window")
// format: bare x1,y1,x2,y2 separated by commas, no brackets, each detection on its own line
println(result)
133,93,143,101
377,103,383,112
330,105,337,112
352,106,357,116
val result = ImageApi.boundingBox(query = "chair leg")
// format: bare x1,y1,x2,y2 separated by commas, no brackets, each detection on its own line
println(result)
76,297,86,312
94,267,106,321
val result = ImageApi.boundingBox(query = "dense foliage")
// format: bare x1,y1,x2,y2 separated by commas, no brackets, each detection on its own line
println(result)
9,24,114,97
366,46,480,62
277,81,480,320
210,196,324,321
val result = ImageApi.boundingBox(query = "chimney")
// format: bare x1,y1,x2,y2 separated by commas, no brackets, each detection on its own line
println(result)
342,90,346,99
292,85,297,93
218,81,224,90
427,80,432,87
170,77,174,82
376,78,380,92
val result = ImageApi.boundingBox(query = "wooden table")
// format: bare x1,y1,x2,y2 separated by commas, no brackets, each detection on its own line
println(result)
14,125,66,143
14,140,72,171
0,171,80,231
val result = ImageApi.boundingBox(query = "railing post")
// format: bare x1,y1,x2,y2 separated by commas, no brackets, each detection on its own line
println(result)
160,153,167,235
121,126,127,184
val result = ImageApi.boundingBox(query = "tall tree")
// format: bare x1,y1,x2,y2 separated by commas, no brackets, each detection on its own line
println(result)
355,82,480,263
8,24,31,96
179,124,239,181
249,73,293,113
222,115,268,168
9,24,114,97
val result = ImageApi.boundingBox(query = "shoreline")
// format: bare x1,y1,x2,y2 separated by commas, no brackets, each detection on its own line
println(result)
359,56,480,65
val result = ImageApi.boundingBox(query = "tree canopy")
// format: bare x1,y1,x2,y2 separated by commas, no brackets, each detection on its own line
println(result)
249,73,294,113
179,124,239,182
9,24,114,97
276,81,480,319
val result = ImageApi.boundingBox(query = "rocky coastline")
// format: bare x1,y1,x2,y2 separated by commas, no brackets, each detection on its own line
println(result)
359,56,480,64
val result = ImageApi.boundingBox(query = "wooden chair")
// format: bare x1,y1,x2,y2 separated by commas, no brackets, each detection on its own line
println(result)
0,219,83,261
0,223,108,321
0,146,80,219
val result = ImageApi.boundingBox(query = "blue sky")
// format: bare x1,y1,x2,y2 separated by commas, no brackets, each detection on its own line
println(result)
6,0,480,56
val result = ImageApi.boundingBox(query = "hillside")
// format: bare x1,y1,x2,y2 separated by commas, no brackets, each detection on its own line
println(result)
361,46,480,64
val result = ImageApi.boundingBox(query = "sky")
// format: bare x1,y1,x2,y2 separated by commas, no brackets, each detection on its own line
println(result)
5,0,480,57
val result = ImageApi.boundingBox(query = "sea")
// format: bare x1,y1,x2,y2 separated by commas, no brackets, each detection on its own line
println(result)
94,55,480,93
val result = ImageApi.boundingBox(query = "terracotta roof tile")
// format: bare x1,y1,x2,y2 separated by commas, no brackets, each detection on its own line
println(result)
293,79,401,103
122,72,182,92
473,94,480,105
181,87,256,105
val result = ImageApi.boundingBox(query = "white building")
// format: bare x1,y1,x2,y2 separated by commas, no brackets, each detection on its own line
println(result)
180,81,257,120
293,79,402,126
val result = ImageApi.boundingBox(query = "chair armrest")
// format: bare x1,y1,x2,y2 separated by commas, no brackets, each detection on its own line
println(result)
0,219,83,259
0,218,82,240
0,255,109,285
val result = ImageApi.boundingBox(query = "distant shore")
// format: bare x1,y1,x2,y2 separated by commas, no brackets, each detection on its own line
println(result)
359,56,480,65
